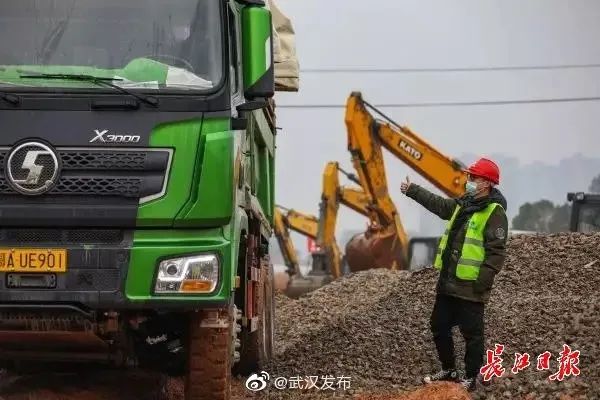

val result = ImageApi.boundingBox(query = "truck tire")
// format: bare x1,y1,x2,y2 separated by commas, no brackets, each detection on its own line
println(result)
185,305,233,400
235,259,274,375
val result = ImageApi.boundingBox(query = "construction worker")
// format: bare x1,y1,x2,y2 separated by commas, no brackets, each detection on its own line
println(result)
400,157,508,392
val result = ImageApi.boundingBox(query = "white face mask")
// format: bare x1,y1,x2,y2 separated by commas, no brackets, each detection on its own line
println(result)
465,180,478,194
465,179,490,196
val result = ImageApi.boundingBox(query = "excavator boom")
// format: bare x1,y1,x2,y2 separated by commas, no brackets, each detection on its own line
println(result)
343,91,468,273
371,109,467,198
345,100,397,227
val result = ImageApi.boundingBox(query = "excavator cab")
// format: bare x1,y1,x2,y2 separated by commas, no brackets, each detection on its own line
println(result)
567,192,600,232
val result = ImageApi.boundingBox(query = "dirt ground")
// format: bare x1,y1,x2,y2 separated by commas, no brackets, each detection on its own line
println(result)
0,233,598,400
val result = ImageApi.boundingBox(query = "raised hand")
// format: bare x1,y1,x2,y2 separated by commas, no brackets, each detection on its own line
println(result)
400,176,411,194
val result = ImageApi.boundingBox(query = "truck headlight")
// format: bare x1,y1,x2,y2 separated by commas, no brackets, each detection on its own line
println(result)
154,254,219,294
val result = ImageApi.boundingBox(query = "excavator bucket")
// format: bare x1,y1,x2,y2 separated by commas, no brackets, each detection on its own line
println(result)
274,263,330,298
274,249,335,299
284,273,332,298
345,228,407,272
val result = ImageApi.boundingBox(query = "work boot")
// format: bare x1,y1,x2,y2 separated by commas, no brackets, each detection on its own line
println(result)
423,368,459,384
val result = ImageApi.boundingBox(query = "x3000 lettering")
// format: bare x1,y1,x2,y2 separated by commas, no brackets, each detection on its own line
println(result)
90,129,141,143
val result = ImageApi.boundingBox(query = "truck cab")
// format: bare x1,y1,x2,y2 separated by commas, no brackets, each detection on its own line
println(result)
567,192,600,232
0,1,297,398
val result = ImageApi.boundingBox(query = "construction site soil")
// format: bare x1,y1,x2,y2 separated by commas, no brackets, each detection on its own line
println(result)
0,232,598,400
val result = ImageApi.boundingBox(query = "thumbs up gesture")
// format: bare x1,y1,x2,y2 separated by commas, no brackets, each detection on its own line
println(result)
400,176,411,194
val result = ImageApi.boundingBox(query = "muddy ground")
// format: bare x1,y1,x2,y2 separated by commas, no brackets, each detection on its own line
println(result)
0,232,598,400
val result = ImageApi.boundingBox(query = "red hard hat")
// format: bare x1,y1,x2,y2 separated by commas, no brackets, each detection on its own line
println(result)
467,157,500,184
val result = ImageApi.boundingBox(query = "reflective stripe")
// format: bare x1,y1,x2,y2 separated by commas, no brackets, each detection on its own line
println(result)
461,243,485,262
463,237,483,246
456,257,482,267
434,202,504,280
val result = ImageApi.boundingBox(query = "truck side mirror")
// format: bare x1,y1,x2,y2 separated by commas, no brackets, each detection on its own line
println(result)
240,3,274,99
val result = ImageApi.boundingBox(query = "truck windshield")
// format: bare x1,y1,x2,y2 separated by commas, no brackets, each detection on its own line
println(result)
0,1,223,92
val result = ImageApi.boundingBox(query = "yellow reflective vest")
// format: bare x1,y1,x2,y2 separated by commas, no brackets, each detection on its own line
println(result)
433,202,504,280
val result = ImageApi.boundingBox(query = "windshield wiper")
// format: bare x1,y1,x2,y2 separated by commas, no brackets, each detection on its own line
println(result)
19,73,159,107
0,92,20,105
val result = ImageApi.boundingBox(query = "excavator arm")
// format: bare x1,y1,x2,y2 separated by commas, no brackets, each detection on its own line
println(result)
345,93,409,269
336,163,372,217
273,206,324,298
273,207,302,278
340,187,371,216
315,162,372,279
344,91,469,272
315,162,342,278
278,207,319,239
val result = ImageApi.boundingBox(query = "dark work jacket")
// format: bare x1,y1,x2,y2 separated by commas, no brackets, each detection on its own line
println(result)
406,184,508,303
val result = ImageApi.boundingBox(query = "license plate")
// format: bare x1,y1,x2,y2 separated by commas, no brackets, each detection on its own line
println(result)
0,249,67,273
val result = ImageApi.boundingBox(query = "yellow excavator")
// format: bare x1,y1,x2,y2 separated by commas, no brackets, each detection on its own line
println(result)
274,161,372,297
273,206,310,281
312,161,371,279
344,91,468,272
272,206,321,297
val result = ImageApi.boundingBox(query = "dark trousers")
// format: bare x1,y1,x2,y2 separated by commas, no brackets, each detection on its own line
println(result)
430,293,485,378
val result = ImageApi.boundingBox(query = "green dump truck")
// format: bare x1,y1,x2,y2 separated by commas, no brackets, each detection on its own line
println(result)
0,1,298,398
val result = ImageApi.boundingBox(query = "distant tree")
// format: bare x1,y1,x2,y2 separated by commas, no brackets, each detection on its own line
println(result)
512,200,556,232
513,200,574,233
589,174,600,193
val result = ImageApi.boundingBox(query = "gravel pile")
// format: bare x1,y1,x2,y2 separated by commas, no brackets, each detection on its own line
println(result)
268,232,600,399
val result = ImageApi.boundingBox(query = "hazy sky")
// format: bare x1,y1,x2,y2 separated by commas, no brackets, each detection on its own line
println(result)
271,0,600,243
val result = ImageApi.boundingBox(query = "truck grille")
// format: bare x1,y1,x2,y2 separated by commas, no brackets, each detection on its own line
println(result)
0,229,124,244
0,148,171,201
54,177,142,197
59,151,149,170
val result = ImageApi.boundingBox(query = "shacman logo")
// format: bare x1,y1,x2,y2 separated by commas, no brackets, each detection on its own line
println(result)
90,129,141,144
245,371,269,392
6,141,60,195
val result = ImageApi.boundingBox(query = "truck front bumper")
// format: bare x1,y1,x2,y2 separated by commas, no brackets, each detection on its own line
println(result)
0,228,233,311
